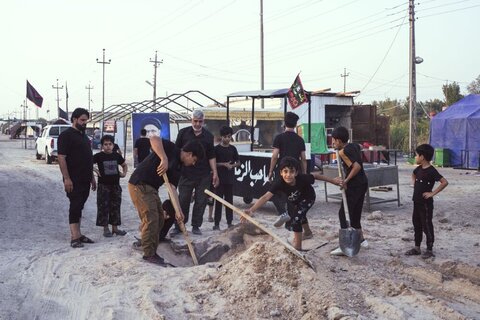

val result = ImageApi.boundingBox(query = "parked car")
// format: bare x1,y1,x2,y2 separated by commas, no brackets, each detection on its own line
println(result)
35,124,71,164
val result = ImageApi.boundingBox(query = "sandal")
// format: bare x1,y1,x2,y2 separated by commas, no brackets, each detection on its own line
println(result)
79,235,95,244
405,248,421,256
112,229,127,236
70,239,84,248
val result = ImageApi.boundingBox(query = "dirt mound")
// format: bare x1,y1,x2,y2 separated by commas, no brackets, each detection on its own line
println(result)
190,241,335,319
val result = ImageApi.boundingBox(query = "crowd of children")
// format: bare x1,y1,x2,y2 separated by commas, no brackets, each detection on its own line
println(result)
82,110,448,265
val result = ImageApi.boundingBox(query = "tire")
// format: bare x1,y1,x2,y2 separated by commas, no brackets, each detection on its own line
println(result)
243,196,253,204
45,148,53,164
35,146,41,160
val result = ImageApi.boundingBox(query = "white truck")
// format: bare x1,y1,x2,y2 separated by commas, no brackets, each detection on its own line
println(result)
35,124,71,164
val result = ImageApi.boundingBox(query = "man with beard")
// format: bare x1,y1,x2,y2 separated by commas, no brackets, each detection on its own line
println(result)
58,107,97,248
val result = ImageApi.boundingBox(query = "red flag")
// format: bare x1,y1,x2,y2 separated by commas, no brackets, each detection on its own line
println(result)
26,80,43,108
287,74,308,109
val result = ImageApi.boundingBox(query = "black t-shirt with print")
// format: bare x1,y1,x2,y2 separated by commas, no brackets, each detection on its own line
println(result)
129,139,181,190
93,152,125,185
412,165,443,203
215,144,239,185
57,127,93,184
269,174,316,204
338,143,368,187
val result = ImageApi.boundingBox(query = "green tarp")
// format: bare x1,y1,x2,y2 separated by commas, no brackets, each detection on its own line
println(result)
299,123,329,153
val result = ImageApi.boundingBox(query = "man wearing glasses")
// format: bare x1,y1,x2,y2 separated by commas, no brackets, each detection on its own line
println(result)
172,109,219,235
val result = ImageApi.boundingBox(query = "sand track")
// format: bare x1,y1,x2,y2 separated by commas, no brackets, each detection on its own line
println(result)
0,136,479,319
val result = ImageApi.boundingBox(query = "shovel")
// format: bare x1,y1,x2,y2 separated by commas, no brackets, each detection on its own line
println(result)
336,150,362,257
205,189,316,271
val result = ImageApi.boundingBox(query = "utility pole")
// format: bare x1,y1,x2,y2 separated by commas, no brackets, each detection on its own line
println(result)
21,100,27,149
149,51,163,111
85,82,94,113
408,0,417,156
52,79,63,118
65,81,69,116
340,68,350,93
96,48,111,129
260,0,265,109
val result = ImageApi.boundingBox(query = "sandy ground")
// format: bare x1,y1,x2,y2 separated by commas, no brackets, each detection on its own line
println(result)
0,134,479,320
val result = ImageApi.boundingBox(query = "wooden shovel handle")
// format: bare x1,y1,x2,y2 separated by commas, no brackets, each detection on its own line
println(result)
336,150,350,216
205,189,315,270
162,174,198,265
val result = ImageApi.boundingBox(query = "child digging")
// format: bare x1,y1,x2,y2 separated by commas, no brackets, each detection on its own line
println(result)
405,144,448,259
329,126,369,256
243,157,340,251
93,135,128,237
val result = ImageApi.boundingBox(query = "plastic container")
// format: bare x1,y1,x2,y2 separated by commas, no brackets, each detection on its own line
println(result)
434,148,450,167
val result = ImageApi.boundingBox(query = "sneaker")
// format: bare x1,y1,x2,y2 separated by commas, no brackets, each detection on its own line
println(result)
360,239,369,248
132,240,142,251
213,225,220,231
274,213,290,228
330,247,345,256
192,226,202,235
302,231,313,240
422,250,435,259
143,254,167,266
112,229,127,236
169,228,181,237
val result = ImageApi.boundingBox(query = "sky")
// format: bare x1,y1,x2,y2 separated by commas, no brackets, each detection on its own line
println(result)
1,0,479,120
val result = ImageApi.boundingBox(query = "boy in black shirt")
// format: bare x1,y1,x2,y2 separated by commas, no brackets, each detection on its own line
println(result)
330,127,369,256
405,144,448,258
243,157,339,251
213,126,240,230
93,135,128,237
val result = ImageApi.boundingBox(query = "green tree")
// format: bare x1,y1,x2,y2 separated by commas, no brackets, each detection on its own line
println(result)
442,82,463,106
372,98,408,124
467,75,480,94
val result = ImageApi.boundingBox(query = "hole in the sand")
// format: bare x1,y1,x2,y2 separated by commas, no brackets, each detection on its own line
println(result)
158,224,267,267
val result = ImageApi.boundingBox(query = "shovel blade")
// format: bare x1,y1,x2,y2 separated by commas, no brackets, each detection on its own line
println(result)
339,227,362,257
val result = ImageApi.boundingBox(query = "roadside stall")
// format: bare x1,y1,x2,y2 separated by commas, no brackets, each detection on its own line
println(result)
225,89,354,203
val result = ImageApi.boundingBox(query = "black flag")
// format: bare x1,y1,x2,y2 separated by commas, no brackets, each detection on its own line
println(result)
26,80,43,108
58,107,68,120
287,74,308,109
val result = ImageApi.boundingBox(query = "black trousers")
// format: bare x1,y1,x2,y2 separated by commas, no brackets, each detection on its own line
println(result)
214,183,233,225
338,183,367,229
178,175,212,228
66,182,90,224
412,201,434,250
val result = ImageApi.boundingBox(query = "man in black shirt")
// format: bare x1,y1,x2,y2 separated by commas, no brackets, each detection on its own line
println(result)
58,108,96,248
128,136,204,265
173,110,219,235
134,128,151,165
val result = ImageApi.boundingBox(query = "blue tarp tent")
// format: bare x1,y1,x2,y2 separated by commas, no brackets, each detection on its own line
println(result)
430,94,480,168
